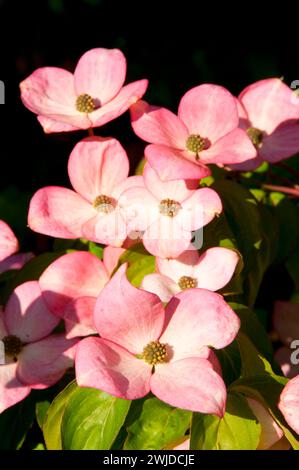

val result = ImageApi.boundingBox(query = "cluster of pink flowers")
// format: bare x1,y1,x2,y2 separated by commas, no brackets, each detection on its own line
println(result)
0,48,299,443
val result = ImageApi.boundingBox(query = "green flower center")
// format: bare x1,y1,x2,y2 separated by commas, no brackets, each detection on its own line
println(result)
178,276,198,290
2,335,23,360
93,195,115,213
141,341,168,365
247,127,263,147
186,134,209,159
75,94,95,113
159,199,181,217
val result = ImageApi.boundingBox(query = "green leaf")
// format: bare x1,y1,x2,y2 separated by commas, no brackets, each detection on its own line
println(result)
0,252,65,304
0,394,36,449
53,238,89,252
268,194,299,263
237,332,274,377
36,400,51,430
230,375,299,449
43,380,77,450
135,157,146,175
215,340,241,385
61,387,131,450
212,180,277,306
88,241,104,259
124,397,191,450
230,303,273,359
118,244,155,287
190,392,261,450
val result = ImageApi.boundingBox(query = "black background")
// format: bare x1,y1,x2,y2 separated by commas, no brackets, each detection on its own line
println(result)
0,0,298,245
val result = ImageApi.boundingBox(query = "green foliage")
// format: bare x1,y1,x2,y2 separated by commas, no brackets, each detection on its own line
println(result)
190,392,261,450
124,397,191,450
61,387,131,450
43,381,131,450
118,243,155,286
43,381,77,450
0,252,65,304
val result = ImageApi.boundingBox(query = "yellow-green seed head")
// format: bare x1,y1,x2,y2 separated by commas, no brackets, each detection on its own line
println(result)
141,341,167,365
93,195,115,213
75,94,95,113
159,199,181,217
247,127,263,147
178,276,198,290
186,134,206,154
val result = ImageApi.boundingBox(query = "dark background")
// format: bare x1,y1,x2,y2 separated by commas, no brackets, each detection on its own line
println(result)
0,0,298,245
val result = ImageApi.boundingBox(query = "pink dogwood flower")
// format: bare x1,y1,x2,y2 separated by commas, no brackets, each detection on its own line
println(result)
247,398,290,450
0,281,77,413
278,375,299,435
39,249,121,338
75,264,240,415
20,48,148,133
120,164,222,258
0,220,33,275
28,137,142,246
142,247,239,302
130,84,256,181
273,301,299,378
230,79,299,171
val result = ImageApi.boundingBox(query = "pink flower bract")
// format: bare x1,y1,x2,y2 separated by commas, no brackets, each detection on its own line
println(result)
28,137,142,246
230,79,299,171
0,281,77,413
75,264,240,415
39,249,119,338
130,84,256,181
142,247,239,302
120,164,222,258
278,375,299,435
0,220,33,275
20,48,148,133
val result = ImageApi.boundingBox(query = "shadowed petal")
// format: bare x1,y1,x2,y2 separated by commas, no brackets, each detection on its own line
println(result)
0,220,18,261
141,273,180,303
131,100,188,148
156,249,200,281
0,252,34,275
4,281,59,343
192,247,239,291
17,334,78,389
160,288,240,361
64,297,97,339
28,187,96,239
145,144,211,181
0,363,31,414
40,251,109,317
151,358,226,416
91,80,148,127
278,375,299,435
75,336,152,399
200,128,256,164
143,163,198,201
260,122,299,163
94,264,165,354
247,397,284,449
